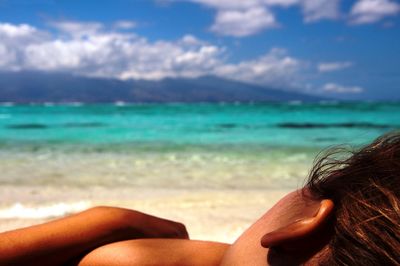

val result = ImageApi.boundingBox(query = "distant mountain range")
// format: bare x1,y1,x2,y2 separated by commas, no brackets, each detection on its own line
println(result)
0,71,323,103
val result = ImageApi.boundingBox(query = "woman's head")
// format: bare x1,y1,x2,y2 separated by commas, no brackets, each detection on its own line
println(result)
220,133,400,266
305,132,400,265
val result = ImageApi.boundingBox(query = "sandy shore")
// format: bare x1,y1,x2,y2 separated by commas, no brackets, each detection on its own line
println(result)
0,185,291,243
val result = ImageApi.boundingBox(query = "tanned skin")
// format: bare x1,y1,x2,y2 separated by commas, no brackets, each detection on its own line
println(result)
0,189,333,266
0,206,189,266
77,239,229,266
76,190,334,266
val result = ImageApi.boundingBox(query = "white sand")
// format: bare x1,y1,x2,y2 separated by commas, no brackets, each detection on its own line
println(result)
0,186,291,243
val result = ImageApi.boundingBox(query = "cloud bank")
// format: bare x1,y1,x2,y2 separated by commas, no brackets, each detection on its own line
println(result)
189,0,341,36
0,21,306,89
184,0,400,36
350,0,400,24
210,7,278,37
318,61,353,72
322,83,364,93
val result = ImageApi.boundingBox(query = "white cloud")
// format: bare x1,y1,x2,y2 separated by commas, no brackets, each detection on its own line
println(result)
50,21,103,38
350,0,400,24
0,23,49,43
179,0,400,37
189,0,260,10
0,22,224,80
318,61,353,72
322,83,364,93
210,7,278,37
0,21,306,88
215,48,302,87
263,0,300,7
0,23,39,38
265,0,341,22
0,23,50,70
185,0,341,37
0,44,17,68
301,0,341,22
114,20,137,30
179,34,205,45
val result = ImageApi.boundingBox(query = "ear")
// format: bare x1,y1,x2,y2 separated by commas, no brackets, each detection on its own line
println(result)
260,199,334,251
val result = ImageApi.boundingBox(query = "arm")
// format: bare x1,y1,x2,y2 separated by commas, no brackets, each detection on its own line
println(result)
77,239,230,266
0,206,188,266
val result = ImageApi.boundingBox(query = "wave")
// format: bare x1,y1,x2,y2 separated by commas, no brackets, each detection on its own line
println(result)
7,123,48,129
6,122,107,130
215,122,398,130
277,122,395,129
63,122,106,128
216,123,238,129
0,201,91,219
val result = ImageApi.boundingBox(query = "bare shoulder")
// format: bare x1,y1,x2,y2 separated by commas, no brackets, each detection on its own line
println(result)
77,239,230,266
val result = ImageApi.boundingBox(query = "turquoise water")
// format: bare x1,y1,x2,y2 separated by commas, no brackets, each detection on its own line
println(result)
1,102,398,147
0,102,399,189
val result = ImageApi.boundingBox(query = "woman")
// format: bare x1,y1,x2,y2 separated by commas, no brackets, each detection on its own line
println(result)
0,133,399,265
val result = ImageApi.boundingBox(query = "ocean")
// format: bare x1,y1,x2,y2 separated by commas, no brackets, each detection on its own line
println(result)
0,102,399,241
0,102,399,189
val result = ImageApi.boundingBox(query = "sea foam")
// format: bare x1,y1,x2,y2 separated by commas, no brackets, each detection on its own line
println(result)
0,202,91,219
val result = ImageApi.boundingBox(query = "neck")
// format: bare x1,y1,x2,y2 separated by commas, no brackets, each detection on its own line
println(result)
219,189,332,266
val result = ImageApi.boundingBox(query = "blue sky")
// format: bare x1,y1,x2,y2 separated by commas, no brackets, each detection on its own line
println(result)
0,0,399,100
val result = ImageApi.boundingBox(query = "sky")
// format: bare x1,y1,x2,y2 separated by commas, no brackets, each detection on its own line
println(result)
0,0,399,100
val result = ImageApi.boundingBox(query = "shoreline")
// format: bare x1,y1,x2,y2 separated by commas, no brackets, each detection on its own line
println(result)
0,185,291,243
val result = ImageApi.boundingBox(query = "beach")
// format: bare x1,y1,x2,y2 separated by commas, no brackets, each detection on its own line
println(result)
0,103,398,243
0,185,290,243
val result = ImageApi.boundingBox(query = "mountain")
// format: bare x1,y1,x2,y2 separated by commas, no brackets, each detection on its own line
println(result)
0,71,323,103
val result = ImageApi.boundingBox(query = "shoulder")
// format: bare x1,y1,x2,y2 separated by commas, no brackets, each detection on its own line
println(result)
77,239,230,266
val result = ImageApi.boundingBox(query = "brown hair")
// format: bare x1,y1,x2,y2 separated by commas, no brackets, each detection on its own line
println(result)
306,132,400,265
